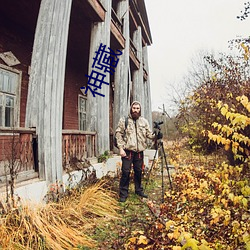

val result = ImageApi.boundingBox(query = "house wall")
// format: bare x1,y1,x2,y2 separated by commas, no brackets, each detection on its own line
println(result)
0,150,156,203
63,71,86,130
0,14,33,127
0,0,154,188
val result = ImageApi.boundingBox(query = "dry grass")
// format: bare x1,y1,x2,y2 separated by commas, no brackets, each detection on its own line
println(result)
0,180,121,249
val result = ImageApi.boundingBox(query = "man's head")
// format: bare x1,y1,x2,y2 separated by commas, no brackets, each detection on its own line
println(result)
130,101,141,120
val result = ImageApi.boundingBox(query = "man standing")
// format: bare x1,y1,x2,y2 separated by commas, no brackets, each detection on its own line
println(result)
115,101,158,202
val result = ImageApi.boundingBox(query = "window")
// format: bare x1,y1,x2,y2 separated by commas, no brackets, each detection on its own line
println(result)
0,66,20,127
78,96,87,131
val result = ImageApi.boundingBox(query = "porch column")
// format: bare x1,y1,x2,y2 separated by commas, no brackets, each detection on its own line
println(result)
86,0,111,155
25,0,72,183
113,0,131,130
142,45,153,126
132,26,144,116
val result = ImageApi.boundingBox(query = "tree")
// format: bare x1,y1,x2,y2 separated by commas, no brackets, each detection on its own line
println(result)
175,45,250,155
207,95,250,170
237,2,250,20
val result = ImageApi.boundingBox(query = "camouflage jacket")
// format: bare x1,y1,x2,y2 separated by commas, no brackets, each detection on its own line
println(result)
115,115,155,152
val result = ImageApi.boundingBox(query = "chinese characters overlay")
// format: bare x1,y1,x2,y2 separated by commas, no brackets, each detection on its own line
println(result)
81,43,123,97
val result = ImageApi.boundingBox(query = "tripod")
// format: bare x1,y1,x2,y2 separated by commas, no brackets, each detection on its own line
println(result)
144,131,173,203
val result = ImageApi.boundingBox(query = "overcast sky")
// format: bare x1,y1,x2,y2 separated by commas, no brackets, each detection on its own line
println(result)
144,0,250,112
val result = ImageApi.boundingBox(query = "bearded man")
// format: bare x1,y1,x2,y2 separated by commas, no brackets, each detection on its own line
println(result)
115,101,156,202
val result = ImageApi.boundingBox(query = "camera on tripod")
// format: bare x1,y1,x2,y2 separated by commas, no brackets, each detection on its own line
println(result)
153,121,163,141
153,121,163,130
144,119,173,199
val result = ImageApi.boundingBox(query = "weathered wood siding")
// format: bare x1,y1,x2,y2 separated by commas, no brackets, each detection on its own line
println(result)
142,45,153,126
86,0,112,155
113,0,131,131
62,130,96,168
0,128,37,187
132,26,144,114
25,0,72,183
63,78,85,130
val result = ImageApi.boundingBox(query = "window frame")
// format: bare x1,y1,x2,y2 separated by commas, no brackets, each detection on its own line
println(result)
0,64,22,129
78,95,87,131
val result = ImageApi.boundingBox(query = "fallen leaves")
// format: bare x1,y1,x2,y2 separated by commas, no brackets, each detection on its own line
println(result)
125,152,249,249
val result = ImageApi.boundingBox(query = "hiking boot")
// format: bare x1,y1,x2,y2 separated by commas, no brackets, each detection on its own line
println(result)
135,192,148,198
119,197,127,202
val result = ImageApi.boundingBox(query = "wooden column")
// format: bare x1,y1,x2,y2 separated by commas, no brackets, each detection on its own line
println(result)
25,0,72,183
132,26,144,116
142,45,153,126
86,0,111,155
113,0,131,130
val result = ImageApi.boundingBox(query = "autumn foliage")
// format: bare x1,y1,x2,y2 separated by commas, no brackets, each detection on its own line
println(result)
176,43,250,157
207,95,250,163
125,143,250,249
125,42,250,250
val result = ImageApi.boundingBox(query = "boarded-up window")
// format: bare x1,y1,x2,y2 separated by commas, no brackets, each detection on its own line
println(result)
0,66,20,127
79,95,87,131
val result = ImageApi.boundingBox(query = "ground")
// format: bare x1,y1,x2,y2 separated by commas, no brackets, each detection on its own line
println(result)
86,164,171,250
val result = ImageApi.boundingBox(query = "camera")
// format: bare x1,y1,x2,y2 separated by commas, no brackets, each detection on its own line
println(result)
153,121,163,130
153,121,163,142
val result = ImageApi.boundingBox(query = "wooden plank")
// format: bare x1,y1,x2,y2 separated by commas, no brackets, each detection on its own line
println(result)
132,26,145,115
129,8,138,30
87,0,106,21
130,0,152,45
0,132,35,177
137,13,152,46
113,0,131,135
61,134,94,167
27,0,73,183
87,0,111,155
0,51,20,66
55,0,73,181
129,45,140,70
75,0,106,22
0,170,39,189
142,45,152,125
62,129,96,135
0,127,36,133
110,20,125,49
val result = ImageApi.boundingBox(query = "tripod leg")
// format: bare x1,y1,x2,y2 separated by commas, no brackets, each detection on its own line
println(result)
159,146,165,203
144,147,158,192
161,143,173,190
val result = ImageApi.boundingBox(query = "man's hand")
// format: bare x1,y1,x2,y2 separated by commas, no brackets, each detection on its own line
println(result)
120,148,126,157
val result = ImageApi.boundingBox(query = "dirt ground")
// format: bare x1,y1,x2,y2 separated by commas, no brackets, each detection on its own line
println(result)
87,165,172,250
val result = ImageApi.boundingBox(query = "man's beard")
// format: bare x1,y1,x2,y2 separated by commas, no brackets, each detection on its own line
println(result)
131,112,140,120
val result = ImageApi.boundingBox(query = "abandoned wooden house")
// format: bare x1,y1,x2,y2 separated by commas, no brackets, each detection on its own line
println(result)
0,0,153,195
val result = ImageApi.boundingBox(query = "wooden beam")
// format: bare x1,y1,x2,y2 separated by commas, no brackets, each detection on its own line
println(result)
129,46,140,70
137,13,151,45
113,0,131,133
26,0,72,183
143,68,148,81
129,0,152,45
62,130,96,135
132,26,144,113
87,0,111,155
136,0,152,44
75,0,106,22
129,8,138,30
0,127,36,134
111,20,125,49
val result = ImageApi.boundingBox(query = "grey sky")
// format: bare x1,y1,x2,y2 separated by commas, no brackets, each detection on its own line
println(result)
145,0,250,111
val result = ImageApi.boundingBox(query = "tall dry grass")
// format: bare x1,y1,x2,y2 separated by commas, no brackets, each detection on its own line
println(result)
0,180,121,249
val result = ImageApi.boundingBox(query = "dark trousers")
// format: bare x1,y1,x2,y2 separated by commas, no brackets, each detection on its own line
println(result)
119,150,144,198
